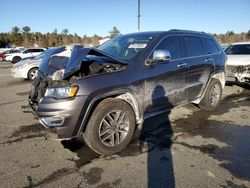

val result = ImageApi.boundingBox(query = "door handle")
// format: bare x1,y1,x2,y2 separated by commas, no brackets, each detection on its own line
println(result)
205,58,213,62
177,63,187,68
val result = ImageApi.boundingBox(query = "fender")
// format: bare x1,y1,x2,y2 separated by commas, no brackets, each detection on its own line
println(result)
76,89,141,135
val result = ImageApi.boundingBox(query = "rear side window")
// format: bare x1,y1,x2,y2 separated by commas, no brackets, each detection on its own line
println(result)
184,36,204,57
204,38,220,54
225,44,250,55
155,36,182,59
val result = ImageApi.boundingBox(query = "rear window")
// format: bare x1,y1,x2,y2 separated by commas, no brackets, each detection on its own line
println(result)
225,44,250,55
204,38,220,54
184,36,204,57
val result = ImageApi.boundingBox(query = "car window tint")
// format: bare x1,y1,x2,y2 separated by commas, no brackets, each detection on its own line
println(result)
225,44,250,55
225,45,239,55
98,35,154,61
31,49,38,52
155,36,182,59
24,49,30,53
239,45,250,54
184,36,204,57
205,38,220,54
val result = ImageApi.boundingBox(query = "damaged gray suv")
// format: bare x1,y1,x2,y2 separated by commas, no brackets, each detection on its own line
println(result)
27,30,227,155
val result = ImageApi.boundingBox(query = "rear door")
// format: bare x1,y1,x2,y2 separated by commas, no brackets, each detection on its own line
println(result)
144,36,188,112
182,35,214,100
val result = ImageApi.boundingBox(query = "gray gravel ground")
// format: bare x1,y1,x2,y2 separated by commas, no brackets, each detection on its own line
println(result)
0,61,249,188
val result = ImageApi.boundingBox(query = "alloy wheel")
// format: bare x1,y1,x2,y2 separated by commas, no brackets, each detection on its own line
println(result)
99,110,129,147
209,84,221,106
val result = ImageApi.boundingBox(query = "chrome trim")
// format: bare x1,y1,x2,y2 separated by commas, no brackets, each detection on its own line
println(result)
177,63,187,68
40,116,65,128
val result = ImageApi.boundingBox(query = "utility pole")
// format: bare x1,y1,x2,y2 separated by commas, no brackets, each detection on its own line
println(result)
137,0,141,32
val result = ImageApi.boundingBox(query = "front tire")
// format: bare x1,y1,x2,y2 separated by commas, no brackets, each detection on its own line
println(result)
83,98,136,155
199,79,222,111
28,68,38,80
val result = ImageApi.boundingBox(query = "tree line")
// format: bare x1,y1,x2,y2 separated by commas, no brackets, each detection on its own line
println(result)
214,30,250,43
0,26,249,48
0,26,121,48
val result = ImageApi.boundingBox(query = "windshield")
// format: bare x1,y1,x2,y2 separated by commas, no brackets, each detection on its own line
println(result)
98,35,154,61
225,44,250,55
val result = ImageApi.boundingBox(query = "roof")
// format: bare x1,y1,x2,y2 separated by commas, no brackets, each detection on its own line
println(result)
122,29,211,38
230,41,250,45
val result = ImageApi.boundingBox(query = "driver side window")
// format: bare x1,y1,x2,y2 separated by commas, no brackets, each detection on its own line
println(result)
155,36,182,60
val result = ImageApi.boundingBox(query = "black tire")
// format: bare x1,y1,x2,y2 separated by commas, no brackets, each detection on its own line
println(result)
28,68,38,80
83,98,136,155
199,79,222,111
12,56,21,64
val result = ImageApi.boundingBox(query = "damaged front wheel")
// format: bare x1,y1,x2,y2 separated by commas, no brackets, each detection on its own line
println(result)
83,98,136,155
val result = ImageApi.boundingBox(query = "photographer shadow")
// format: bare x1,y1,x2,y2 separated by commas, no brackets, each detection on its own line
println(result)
140,85,175,188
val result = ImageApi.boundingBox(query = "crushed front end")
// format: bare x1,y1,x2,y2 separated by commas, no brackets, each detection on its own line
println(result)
226,65,250,83
25,45,126,140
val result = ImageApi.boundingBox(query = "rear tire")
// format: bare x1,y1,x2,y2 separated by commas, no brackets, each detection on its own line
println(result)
12,56,21,64
199,79,222,111
83,98,136,155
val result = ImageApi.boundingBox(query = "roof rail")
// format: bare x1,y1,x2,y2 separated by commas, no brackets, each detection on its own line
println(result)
168,29,207,35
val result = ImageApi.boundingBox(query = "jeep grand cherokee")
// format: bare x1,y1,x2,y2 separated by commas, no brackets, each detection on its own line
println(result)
28,30,227,155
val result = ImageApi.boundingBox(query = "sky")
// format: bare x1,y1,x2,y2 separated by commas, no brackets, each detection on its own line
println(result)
1,0,250,37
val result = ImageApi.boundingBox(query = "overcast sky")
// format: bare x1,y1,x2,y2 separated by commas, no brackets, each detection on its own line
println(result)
1,0,250,36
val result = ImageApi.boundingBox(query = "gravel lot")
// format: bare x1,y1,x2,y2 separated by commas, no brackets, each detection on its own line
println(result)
0,60,249,188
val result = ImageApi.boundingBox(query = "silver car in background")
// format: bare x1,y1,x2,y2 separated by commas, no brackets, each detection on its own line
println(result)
11,52,44,80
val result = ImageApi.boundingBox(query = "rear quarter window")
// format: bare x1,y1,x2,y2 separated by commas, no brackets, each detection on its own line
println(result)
184,36,204,57
204,38,220,54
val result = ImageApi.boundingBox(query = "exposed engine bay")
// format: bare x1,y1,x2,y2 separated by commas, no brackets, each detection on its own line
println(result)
73,56,124,78
27,45,126,111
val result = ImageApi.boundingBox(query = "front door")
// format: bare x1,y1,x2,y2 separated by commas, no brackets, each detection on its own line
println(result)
144,36,188,113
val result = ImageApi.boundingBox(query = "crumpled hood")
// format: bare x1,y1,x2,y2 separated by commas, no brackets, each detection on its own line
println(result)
227,55,250,66
63,46,127,79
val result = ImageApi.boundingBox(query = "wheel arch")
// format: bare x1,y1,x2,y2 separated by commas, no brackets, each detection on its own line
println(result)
192,71,225,104
12,55,21,62
77,90,141,135
27,67,39,78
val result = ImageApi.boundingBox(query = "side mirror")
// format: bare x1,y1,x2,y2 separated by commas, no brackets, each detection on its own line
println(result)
145,50,171,66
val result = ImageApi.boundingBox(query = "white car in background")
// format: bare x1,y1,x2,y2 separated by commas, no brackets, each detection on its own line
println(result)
225,42,250,83
220,43,229,50
11,52,44,80
5,48,45,63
